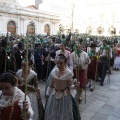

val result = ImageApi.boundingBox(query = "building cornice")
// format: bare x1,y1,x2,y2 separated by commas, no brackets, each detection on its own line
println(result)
0,5,60,22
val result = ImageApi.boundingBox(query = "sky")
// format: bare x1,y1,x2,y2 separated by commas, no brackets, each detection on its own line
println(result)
17,0,119,8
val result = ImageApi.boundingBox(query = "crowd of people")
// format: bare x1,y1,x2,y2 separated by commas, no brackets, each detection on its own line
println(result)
0,33,120,120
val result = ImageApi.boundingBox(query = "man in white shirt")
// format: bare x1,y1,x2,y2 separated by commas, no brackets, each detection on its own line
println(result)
69,43,90,103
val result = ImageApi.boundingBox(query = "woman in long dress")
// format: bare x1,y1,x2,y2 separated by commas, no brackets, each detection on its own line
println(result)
113,43,120,70
45,54,81,120
16,59,43,120
46,43,71,90
0,72,33,120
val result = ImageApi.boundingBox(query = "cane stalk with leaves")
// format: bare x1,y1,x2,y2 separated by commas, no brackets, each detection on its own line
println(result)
23,33,29,120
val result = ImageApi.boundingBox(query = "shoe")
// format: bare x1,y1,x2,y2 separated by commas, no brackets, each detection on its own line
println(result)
89,84,91,88
117,68,119,71
100,82,103,86
90,87,94,92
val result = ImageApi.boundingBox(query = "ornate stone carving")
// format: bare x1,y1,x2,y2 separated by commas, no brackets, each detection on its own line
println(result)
86,26,93,34
97,26,104,34
108,26,116,35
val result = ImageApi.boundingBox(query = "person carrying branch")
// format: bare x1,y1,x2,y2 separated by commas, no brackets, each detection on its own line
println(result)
16,59,43,120
45,54,80,120
98,40,112,86
0,72,33,120
69,43,90,103
87,43,98,91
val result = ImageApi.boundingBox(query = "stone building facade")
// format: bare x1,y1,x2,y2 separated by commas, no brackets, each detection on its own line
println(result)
0,0,60,36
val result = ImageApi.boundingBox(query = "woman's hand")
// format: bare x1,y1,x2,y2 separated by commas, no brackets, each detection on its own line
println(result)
38,98,42,106
75,82,80,90
23,101,29,112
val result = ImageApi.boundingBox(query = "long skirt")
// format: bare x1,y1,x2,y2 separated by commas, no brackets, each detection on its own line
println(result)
28,92,39,120
45,94,80,120
113,56,120,69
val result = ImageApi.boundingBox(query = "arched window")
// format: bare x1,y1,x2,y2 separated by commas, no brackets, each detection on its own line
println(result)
44,24,50,35
7,21,16,35
27,21,35,35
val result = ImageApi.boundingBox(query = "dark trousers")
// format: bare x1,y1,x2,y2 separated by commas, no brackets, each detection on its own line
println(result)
42,61,48,79
99,60,108,83
36,65,42,80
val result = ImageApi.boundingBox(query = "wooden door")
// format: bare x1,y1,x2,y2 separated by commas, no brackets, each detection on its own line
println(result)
7,21,16,35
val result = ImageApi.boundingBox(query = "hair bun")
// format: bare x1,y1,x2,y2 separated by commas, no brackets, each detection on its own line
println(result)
57,54,67,63
58,54,66,58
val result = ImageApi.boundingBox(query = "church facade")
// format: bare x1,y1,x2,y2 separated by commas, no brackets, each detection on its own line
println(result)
0,0,60,36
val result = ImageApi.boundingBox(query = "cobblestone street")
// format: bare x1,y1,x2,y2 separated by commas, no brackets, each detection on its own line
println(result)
39,70,120,120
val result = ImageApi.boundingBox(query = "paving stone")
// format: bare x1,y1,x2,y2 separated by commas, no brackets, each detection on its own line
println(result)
106,88,117,92
109,85,119,90
81,115,91,120
97,97,108,103
81,112,95,119
91,113,108,120
113,111,120,118
98,108,112,116
108,115,120,120
107,98,120,106
100,94,111,99
102,104,115,111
